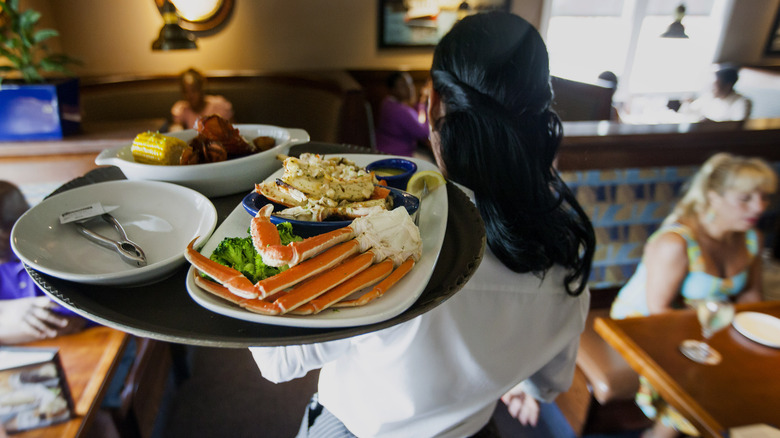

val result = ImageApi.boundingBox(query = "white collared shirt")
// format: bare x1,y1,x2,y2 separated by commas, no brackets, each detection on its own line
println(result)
683,91,752,122
250,187,589,438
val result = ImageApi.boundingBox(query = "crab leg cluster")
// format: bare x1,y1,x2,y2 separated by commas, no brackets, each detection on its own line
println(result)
185,205,422,316
255,153,392,222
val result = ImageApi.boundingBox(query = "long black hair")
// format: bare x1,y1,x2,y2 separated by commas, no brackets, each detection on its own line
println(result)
430,12,595,296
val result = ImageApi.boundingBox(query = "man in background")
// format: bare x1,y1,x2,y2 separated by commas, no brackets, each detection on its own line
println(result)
681,66,752,122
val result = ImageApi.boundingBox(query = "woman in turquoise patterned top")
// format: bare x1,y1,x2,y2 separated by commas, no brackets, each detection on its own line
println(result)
611,153,777,438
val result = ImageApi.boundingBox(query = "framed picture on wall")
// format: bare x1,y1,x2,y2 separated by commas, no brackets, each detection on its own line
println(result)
765,6,780,55
379,0,511,48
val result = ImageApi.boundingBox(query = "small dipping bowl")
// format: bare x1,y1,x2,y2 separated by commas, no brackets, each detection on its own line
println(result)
365,158,417,191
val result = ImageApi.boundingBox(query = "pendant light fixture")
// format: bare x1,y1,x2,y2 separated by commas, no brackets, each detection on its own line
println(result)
661,4,689,38
152,0,197,51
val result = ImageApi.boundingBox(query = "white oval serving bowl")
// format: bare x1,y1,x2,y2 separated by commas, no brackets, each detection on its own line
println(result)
95,124,309,197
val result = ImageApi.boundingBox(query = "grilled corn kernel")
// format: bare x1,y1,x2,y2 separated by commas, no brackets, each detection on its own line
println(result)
131,132,189,165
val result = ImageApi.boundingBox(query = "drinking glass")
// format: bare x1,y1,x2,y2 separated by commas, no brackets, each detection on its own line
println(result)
679,298,735,365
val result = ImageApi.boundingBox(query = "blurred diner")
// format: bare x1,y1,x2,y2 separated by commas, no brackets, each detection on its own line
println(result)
374,71,431,158
610,153,778,438
0,181,89,345
678,66,753,123
169,68,234,131
597,71,621,122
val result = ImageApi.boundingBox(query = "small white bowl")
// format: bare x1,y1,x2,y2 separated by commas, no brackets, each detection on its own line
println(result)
95,124,309,197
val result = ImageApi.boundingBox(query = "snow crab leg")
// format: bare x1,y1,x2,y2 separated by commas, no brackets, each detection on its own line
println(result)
250,204,355,268
184,238,360,299
185,207,422,315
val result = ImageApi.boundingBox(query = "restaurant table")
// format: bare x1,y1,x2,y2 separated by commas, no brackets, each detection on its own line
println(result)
595,300,780,437
26,142,485,347
11,326,129,438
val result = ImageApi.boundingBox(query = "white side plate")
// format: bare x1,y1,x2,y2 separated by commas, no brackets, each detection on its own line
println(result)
732,311,780,348
12,180,218,287
186,155,448,328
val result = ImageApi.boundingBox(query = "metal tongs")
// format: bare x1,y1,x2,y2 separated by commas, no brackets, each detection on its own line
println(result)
74,214,147,267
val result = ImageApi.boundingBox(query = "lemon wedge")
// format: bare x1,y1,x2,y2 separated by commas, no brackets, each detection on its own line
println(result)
406,170,446,197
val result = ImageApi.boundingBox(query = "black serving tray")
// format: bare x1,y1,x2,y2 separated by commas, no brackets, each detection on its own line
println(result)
27,143,485,347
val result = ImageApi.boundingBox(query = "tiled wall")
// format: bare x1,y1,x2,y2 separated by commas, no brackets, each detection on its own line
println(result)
562,163,780,290
561,166,698,289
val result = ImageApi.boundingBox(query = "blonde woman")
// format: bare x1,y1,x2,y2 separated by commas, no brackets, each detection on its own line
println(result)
611,153,777,437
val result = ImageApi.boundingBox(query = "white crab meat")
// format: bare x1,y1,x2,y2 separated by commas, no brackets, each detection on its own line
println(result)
352,207,422,266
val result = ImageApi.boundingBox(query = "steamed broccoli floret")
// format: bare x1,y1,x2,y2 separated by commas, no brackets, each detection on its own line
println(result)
208,223,302,283
209,237,264,283
277,222,303,246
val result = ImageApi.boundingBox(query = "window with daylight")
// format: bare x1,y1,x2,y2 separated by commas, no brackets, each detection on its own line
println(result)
543,0,727,104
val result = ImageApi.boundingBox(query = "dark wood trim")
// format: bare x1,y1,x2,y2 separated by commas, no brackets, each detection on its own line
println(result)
79,72,348,97
558,119,780,171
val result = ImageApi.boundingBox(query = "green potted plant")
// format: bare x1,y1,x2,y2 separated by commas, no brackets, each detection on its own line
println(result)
0,0,81,140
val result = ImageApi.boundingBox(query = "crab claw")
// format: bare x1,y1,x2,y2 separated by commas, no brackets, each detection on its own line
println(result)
250,204,356,268
249,205,294,267
193,275,282,315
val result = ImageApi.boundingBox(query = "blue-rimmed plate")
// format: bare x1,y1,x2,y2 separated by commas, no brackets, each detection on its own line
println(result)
241,186,419,238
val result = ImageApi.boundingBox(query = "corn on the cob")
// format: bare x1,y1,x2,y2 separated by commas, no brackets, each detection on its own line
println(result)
131,132,189,165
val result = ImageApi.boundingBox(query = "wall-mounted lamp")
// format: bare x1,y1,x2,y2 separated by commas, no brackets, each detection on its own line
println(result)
154,0,234,33
152,0,197,51
660,4,689,38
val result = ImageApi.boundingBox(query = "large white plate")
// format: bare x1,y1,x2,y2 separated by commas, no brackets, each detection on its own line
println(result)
94,124,309,197
732,311,780,348
186,155,448,328
11,180,218,287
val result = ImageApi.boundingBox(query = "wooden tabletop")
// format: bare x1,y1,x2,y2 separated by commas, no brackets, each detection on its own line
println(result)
595,301,780,438
11,326,129,438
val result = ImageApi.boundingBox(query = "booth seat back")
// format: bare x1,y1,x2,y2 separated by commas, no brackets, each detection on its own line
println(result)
212,77,345,143
79,73,371,145
550,76,615,122
80,79,178,124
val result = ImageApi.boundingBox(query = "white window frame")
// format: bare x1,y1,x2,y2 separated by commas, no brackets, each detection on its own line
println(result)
540,0,734,104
